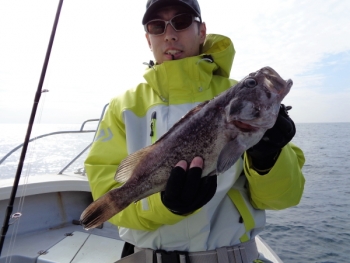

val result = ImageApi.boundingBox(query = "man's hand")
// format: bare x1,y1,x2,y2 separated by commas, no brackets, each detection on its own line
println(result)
161,157,217,215
247,104,296,173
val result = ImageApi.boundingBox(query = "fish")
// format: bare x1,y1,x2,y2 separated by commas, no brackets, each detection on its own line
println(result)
80,66,293,229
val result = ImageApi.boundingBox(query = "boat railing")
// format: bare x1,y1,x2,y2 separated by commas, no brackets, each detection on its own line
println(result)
0,103,109,175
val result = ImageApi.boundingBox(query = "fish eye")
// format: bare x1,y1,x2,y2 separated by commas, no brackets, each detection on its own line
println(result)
244,78,257,88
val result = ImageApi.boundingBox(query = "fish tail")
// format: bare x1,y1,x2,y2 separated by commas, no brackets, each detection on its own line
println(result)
80,189,127,230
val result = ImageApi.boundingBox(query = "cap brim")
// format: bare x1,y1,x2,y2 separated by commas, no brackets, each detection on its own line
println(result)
142,1,200,25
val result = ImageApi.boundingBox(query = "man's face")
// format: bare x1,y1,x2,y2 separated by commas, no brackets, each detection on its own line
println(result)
145,6,206,64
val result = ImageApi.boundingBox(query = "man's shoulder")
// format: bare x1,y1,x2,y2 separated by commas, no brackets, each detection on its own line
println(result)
108,82,165,116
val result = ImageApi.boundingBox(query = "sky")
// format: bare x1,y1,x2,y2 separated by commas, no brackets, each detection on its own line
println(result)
0,0,350,124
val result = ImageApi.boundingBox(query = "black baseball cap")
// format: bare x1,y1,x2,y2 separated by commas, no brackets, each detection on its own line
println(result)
142,0,201,25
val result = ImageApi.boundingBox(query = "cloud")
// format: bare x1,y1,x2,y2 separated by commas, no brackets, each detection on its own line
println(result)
1,0,350,123
201,0,350,76
203,0,350,123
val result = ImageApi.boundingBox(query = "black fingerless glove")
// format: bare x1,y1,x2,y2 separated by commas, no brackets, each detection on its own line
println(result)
247,104,296,173
161,166,217,215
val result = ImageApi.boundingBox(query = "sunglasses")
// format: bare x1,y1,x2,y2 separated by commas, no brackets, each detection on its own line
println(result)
145,13,201,36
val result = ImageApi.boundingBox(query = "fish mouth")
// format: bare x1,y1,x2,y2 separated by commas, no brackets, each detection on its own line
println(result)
232,120,257,132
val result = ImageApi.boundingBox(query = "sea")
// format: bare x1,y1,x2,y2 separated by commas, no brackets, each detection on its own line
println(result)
0,122,349,263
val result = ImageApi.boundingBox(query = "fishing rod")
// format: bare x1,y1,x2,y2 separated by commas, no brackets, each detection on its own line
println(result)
0,0,64,256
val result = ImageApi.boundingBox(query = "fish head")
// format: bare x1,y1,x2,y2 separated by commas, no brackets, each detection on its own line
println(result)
226,66,293,130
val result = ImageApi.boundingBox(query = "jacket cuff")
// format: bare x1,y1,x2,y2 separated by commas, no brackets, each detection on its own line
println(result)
243,143,305,210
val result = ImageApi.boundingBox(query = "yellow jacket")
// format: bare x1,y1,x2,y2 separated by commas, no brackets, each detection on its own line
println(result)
84,34,305,251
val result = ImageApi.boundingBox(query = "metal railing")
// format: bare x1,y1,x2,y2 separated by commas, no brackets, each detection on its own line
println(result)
0,103,109,175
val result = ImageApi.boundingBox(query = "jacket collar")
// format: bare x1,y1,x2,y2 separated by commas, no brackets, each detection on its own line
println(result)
143,34,235,102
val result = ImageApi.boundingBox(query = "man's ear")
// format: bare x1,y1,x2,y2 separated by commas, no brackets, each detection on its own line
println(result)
199,22,207,44
145,33,152,50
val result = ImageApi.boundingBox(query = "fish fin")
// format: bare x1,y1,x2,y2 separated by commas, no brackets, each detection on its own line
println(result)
80,188,127,230
217,139,245,174
115,146,153,183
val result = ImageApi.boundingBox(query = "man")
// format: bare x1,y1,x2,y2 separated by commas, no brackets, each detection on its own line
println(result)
84,0,305,262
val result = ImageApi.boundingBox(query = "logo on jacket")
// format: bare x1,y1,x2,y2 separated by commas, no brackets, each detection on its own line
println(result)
94,127,113,142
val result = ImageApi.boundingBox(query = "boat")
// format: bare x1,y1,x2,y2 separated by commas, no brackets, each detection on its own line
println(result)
0,1,283,261
0,104,283,263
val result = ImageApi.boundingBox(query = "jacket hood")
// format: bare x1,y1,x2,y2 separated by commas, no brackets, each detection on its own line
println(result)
201,34,235,78
143,34,235,101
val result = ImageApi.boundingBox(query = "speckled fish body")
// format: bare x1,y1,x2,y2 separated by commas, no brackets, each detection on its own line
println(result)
80,66,293,229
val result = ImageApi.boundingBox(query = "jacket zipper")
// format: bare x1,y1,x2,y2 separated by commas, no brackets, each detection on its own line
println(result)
150,111,157,144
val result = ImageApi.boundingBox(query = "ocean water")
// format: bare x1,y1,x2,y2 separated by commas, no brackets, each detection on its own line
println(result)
0,123,96,179
260,123,350,263
0,122,349,262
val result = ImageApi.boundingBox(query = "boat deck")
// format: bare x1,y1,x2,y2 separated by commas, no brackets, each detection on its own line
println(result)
0,174,124,263
1,223,124,263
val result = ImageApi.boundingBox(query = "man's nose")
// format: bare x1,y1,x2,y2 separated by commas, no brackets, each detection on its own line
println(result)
164,23,178,41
